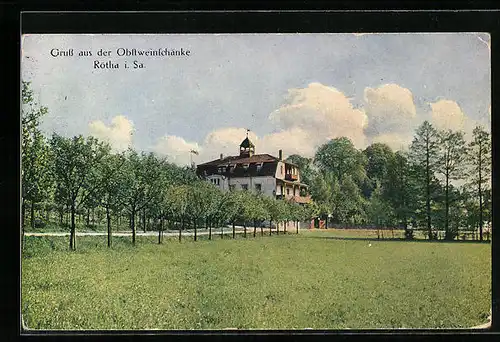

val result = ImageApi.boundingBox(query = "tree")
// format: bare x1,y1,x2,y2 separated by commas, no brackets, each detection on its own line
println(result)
383,151,417,238
187,181,216,241
50,134,111,250
467,126,491,241
167,185,190,242
21,81,52,248
362,143,395,198
367,182,394,239
95,153,126,247
248,192,268,237
120,150,166,245
309,171,339,227
226,190,245,239
314,137,367,185
409,121,440,239
337,175,367,225
436,130,468,240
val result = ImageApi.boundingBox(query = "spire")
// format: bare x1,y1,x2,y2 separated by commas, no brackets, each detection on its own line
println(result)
239,130,255,157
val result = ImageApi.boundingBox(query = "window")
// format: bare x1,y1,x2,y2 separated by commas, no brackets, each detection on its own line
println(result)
243,163,249,170
217,178,220,186
286,188,290,195
229,184,235,191
241,184,248,191
281,165,283,174
255,184,262,192
256,163,263,172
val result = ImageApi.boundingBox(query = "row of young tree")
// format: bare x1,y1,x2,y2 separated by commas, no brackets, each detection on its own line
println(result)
21,82,316,251
287,122,491,241
22,81,491,250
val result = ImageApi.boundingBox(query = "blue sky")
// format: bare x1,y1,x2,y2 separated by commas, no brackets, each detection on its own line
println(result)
21,33,491,165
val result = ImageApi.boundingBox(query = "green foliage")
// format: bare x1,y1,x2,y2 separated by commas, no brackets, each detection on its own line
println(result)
363,143,395,198
314,137,367,185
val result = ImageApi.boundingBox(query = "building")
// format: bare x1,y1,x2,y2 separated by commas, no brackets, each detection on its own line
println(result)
196,135,311,204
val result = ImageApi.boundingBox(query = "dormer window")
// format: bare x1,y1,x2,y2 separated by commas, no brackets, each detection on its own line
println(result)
243,163,249,170
256,163,263,172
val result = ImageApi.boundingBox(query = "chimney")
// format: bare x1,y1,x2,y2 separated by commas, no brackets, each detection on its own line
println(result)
278,149,283,161
220,153,224,160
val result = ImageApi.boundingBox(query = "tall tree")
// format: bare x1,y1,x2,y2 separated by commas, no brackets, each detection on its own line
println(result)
120,150,166,244
50,134,110,250
436,130,468,240
21,81,52,248
409,121,440,239
96,153,126,247
383,151,417,238
314,137,367,185
367,182,394,239
362,143,395,198
467,126,491,241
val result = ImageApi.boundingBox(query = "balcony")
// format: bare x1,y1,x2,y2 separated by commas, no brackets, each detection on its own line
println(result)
285,173,298,181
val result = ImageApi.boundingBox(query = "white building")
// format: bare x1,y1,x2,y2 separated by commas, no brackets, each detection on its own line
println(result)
196,136,310,204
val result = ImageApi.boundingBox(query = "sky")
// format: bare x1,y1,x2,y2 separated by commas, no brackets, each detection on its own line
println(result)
21,33,491,166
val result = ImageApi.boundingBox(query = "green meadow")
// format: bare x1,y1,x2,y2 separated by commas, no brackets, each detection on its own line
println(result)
21,230,491,330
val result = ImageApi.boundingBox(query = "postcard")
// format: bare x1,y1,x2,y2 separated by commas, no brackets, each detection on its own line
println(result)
21,32,491,331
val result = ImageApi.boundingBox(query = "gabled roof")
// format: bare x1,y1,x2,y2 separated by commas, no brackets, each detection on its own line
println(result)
197,153,279,167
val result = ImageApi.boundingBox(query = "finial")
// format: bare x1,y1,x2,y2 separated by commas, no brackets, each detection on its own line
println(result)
246,129,250,138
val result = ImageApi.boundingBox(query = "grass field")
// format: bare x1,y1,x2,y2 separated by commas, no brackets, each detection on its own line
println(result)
21,230,491,330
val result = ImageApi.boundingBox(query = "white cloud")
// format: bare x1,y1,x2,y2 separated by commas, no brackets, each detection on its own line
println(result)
88,115,134,152
152,135,200,166
371,133,412,151
269,82,368,149
363,84,417,149
428,99,480,138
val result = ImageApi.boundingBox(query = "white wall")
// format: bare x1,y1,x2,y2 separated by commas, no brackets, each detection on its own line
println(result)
228,176,276,196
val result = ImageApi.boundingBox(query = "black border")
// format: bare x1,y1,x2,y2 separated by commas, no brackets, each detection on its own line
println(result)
4,5,499,341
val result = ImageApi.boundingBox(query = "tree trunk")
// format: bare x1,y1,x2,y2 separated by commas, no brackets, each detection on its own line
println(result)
106,205,112,248
209,219,212,240
21,199,26,250
232,221,236,239
131,211,136,245
277,221,280,234
221,222,224,239
30,200,35,230
194,219,197,241
445,174,450,240
269,220,272,236
142,208,146,233
325,216,328,230
158,214,163,244
244,222,247,238
179,217,183,242
296,221,299,234
59,206,63,226
253,220,256,238
70,202,76,250
479,171,483,242
86,208,90,227
261,222,264,236
426,139,432,240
